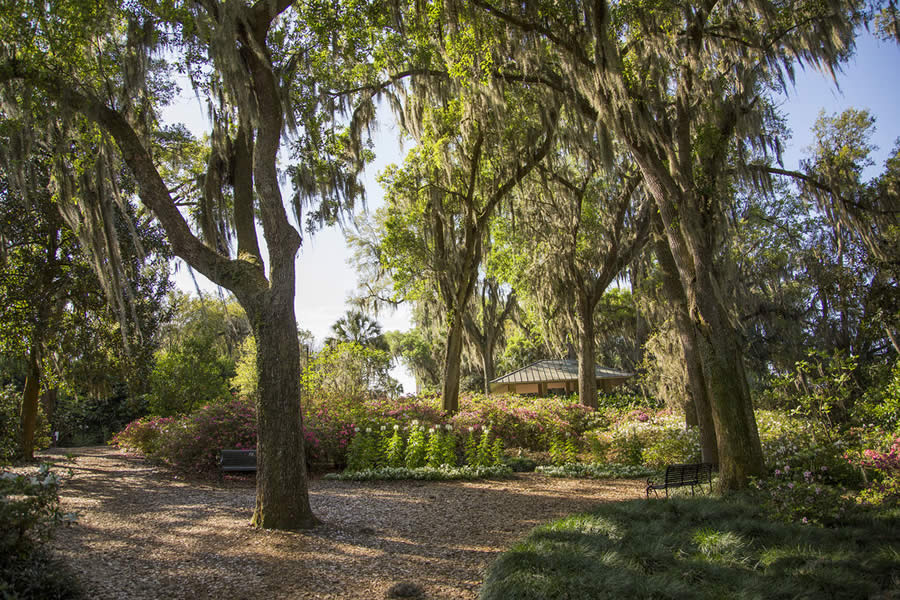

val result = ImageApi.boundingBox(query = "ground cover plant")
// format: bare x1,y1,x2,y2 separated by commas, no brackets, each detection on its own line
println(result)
479,497,900,600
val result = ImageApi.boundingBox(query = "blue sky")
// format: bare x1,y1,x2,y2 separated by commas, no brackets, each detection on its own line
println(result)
167,30,899,394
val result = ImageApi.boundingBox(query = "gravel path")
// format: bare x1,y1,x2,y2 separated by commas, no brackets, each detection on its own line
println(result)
40,447,645,599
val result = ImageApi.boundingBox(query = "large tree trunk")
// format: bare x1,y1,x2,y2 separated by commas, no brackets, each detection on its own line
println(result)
442,315,465,412
654,234,718,464
576,295,598,409
20,343,41,460
635,154,764,489
247,293,318,530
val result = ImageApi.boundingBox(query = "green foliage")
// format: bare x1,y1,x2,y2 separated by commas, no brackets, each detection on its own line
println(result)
0,465,70,557
425,426,444,468
847,436,900,508
641,425,702,469
548,433,577,466
853,361,900,430
750,467,854,526
230,336,258,399
535,463,655,479
404,423,427,469
0,547,83,600
147,337,235,417
302,341,398,404
0,464,81,599
767,350,859,427
52,387,147,447
324,464,513,482
480,497,900,600
475,426,495,467
384,425,405,468
464,429,478,466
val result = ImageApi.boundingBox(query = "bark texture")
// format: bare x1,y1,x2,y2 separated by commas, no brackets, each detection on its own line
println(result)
654,232,718,464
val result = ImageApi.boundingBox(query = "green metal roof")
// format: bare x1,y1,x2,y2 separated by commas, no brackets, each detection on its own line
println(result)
490,359,632,385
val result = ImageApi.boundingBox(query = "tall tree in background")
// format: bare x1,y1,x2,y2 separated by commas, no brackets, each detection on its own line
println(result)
376,91,556,412
493,154,650,408
462,275,517,394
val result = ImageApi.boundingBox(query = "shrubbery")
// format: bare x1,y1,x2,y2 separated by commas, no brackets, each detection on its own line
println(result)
0,465,80,599
113,398,260,474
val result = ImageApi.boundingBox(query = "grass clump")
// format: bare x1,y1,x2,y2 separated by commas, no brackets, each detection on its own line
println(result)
480,497,900,600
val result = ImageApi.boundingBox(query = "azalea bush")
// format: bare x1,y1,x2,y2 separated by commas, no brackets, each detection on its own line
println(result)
750,465,853,526
755,409,861,486
847,436,900,507
110,415,175,456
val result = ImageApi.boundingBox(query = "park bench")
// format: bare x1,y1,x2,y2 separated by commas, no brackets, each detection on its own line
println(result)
219,449,256,476
646,462,715,499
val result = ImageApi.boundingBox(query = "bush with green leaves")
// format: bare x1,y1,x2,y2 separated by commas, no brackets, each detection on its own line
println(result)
342,422,503,477
109,415,175,456
641,422,701,468
0,465,72,557
0,465,81,599
853,360,900,430
52,388,148,447
147,337,235,417
847,436,900,508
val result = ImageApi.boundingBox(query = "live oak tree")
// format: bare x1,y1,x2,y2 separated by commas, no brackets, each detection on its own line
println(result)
462,274,517,395
0,131,170,458
0,0,382,528
449,0,885,488
492,154,651,408
375,91,557,412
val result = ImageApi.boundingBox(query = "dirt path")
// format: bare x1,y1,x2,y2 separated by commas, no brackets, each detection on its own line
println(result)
41,447,644,599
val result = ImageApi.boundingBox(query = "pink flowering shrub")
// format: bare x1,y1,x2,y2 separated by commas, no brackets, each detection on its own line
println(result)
750,465,853,526
150,398,258,473
113,397,322,475
110,416,175,455
847,437,900,507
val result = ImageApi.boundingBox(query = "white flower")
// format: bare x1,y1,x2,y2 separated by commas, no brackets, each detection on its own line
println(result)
412,419,419,426
446,424,453,431
366,427,372,433
393,424,399,430
380,425,386,431
354,427,361,433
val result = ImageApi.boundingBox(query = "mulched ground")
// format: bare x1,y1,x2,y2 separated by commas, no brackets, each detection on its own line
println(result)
38,447,645,599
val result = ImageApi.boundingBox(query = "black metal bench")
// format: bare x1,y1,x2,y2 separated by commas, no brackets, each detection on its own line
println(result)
646,462,715,498
219,449,256,475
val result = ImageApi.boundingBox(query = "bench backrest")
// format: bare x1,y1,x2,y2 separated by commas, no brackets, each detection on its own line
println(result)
664,462,713,484
220,449,257,469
